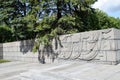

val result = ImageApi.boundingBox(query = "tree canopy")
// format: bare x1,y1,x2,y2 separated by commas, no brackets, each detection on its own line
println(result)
1,0,120,63
1,0,120,43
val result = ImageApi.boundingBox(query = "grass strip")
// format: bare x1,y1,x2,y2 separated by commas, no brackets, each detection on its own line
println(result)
0,59,10,63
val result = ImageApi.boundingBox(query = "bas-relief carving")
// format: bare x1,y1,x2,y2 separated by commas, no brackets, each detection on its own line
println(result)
56,29,114,61
2,28,118,64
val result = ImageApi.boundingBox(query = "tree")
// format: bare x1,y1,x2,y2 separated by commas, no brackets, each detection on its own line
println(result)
95,9,120,29
28,0,98,63
1,0,120,63
0,0,36,42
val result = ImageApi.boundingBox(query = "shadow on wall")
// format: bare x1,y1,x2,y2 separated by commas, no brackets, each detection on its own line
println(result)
0,44,3,59
20,39,58,64
20,40,35,54
38,45,58,64
37,37,63,64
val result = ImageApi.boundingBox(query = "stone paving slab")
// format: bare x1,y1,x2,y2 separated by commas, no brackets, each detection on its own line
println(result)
20,61,120,80
1,61,120,80
0,61,43,80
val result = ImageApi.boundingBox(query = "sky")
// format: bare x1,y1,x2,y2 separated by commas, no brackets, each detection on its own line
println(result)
92,0,120,18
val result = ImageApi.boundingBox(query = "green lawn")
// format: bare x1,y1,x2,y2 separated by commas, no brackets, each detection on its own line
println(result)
0,59,10,63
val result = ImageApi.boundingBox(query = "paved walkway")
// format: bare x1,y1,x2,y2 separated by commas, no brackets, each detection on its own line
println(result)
0,61,43,80
0,61,120,80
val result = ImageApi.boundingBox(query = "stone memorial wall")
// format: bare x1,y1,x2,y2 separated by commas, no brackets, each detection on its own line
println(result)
0,44,3,59
2,40,42,62
0,28,120,64
55,28,117,64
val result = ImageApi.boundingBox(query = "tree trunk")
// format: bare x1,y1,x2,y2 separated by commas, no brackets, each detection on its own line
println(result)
57,0,62,20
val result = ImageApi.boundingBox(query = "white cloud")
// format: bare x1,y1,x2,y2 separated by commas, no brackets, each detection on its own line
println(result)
92,0,120,17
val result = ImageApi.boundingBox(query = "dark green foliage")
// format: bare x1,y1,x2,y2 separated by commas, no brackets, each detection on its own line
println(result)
1,0,120,63
0,0,119,44
95,10,120,29
0,0,36,42
0,24,12,43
